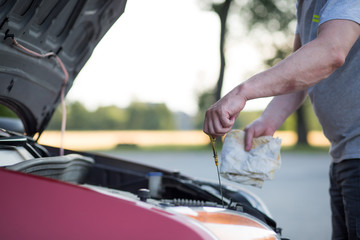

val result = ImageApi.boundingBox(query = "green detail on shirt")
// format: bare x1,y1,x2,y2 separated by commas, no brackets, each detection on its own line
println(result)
312,14,320,22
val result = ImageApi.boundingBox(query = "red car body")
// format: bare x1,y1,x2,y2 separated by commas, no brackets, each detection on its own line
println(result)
0,168,214,240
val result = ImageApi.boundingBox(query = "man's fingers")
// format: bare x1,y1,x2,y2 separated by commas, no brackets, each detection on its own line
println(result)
219,112,235,129
244,127,254,151
203,109,234,137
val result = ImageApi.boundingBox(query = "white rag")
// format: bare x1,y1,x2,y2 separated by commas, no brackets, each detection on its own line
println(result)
220,130,282,188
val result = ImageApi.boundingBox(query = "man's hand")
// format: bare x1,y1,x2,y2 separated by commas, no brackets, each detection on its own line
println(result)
203,88,247,137
244,118,276,151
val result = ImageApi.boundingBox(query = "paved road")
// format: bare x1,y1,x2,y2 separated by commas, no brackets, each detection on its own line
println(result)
103,150,332,240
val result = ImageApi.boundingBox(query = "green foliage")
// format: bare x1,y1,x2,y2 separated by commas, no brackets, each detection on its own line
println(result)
265,46,292,68
47,100,176,130
0,104,17,118
66,101,92,130
126,102,175,130
303,98,323,131
279,113,296,131
234,0,297,68
277,98,322,132
48,107,62,130
92,106,128,130
48,101,90,130
234,111,262,129
233,110,296,131
238,0,296,34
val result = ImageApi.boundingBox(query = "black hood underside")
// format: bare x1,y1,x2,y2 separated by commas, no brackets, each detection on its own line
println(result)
0,0,127,136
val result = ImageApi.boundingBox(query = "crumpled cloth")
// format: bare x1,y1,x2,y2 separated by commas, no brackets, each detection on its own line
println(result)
220,130,282,188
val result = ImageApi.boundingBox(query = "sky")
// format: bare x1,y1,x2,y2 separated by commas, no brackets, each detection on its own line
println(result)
67,0,272,115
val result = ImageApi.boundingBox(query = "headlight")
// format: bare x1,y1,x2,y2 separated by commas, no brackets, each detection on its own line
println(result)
168,207,279,240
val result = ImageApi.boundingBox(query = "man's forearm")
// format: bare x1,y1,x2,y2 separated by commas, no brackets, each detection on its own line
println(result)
260,91,307,131
236,19,360,101
257,34,305,131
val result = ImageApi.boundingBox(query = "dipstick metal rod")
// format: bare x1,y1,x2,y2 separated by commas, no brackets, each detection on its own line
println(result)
209,136,224,208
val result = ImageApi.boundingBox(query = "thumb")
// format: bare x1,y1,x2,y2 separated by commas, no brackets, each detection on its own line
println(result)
244,128,253,151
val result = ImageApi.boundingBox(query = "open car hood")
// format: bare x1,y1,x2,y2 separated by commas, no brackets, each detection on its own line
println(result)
0,0,127,136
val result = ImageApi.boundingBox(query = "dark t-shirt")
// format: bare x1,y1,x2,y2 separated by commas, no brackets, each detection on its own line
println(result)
296,0,360,162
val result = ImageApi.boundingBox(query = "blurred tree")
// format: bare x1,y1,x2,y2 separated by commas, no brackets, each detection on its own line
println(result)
196,0,233,111
151,103,176,130
126,101,146,129
48,101,91,130
304,98,322,131
213,0,233,102
47,107,62,130
235,111,262,129
66,101,92,130
48,101,176,130
126,101,175,130
194,0,233,138
92,105,127,130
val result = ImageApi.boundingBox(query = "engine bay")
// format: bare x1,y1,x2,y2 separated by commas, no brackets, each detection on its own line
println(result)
0,127,281,237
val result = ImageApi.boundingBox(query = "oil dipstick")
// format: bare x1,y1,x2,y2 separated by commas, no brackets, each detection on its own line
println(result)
209,136,224,207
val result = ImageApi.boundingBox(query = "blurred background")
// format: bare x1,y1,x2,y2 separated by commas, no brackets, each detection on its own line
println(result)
0,0,333,239
45,0,326,150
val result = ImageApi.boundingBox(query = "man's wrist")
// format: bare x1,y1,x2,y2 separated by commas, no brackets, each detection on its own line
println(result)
234,82,251,101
